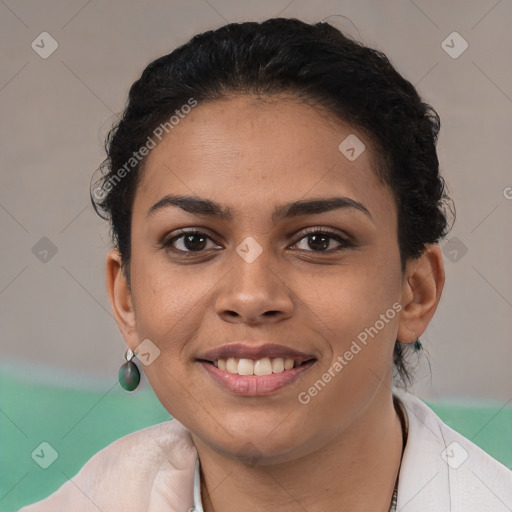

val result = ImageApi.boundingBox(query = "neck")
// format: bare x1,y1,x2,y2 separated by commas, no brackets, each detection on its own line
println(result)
193,388,405,512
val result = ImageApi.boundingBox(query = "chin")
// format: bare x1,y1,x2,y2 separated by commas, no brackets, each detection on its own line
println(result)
199,420,308,463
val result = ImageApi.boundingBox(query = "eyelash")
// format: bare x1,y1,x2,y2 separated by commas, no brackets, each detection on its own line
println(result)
161,227,354,255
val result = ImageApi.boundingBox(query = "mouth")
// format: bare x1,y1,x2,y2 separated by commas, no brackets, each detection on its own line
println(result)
201,356,313,375
196,343,317,396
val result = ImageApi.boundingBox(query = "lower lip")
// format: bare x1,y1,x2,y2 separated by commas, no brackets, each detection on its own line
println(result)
199,360,316,396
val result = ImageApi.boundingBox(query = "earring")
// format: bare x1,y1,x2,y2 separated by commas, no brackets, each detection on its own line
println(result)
413,339,422,352
118,348,141,391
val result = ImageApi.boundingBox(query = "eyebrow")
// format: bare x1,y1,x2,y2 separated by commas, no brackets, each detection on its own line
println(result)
146,194,373,224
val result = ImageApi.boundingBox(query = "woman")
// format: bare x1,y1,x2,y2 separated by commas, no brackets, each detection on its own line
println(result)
20,17,512,512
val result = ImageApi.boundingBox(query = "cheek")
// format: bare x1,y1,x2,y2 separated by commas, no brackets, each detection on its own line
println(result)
129,252,210,356
301,246,402,389
307,255,401,335
128,256,212,417
294,266,402,430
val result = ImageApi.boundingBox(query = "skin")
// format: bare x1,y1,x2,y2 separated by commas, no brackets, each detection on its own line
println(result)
106,94,445,511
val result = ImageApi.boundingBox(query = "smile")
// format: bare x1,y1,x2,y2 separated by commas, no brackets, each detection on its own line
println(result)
198,357,316,396
213,357,303,375
196,342,317,395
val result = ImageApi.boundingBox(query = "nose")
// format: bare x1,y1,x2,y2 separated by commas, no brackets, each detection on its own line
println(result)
214,245,294,325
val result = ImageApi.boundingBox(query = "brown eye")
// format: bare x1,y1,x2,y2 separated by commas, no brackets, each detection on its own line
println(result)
163,230,221,253
292,229,353,252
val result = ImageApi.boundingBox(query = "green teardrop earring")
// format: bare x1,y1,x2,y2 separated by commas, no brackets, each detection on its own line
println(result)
413,339,422,352
118,348,141,392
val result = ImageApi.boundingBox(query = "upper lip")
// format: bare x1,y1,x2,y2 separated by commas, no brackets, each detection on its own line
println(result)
197,343,316,364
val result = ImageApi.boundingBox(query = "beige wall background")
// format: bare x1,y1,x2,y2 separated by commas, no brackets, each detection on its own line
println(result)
1,0,511,403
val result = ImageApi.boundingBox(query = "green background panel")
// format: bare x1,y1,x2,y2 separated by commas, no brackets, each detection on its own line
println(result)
1,368,510,512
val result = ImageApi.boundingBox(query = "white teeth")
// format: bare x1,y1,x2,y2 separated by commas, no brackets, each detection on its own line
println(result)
284,358,294,370
226,357,238,373
254,358,272,376
271,358,284,373
214,357,302,375
238,358,254,375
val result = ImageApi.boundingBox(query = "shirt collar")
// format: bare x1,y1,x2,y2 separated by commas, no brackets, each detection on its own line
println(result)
193,456,204,511
191,391,512,511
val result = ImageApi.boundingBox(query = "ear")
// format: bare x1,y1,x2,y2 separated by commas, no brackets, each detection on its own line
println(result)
397,244,445,344
105,249,138,349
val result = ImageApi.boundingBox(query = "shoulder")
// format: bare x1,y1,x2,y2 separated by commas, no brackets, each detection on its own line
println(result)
19,419,198,512
395,391,512,512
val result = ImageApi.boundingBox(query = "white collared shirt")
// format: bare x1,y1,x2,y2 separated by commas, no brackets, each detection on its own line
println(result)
20,391,512,511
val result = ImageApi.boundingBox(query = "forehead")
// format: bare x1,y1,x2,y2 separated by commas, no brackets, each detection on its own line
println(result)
134,94,395,224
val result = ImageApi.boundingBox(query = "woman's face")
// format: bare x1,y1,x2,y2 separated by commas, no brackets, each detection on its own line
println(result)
118,95,410,462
